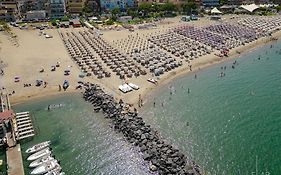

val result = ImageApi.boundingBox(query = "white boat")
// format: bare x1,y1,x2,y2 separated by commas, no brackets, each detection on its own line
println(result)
31,160,59,175
127,83,139,90
29,155,54,168
44,165,63,175
26,141,51,154
27,148,51,161
118,84,133,93
147,78,158,84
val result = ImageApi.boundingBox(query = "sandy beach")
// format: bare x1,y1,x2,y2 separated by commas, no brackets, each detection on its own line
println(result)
1,15,281,107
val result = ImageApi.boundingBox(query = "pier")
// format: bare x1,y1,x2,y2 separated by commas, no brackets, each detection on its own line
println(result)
6,144,25,175
0,94,30,175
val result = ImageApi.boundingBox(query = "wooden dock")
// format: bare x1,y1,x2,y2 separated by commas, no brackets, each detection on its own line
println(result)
6,144,25,175
15,112,35,140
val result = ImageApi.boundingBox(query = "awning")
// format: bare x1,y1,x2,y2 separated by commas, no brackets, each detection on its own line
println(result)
211,7,223,14
240,4,260,13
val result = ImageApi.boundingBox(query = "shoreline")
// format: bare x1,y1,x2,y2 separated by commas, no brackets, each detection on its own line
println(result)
6,30,281,107
138,31,281,106
10,89,80,106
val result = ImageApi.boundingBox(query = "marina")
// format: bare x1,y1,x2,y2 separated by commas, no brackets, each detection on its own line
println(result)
25,141,65,175
0,93,65,175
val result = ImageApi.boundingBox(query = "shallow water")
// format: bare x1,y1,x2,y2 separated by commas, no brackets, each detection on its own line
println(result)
140,41,281,174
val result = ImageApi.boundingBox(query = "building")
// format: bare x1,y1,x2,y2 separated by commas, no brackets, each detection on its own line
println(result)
0,0,18,21
225,0,243,4
66,0,85,14
0,110,15,147
70,18,81,27
17,0,48,18
100,0,135,11
49,0,66,19
202,0,220,6
84,0,100,13
26,10,46,20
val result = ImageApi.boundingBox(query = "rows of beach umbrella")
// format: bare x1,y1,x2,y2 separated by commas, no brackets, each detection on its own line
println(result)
204,23,258,44
173,25,241,50
112,35,150,54
130,46,183,76
148,31,212,62
60,31,111,79
78,30,148,79
59,16,281,80
238,16,281,35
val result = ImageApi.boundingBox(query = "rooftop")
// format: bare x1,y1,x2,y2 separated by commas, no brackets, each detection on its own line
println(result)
0,110,15,122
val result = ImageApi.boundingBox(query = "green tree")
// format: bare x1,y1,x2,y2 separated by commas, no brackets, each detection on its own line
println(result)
127,8,138,18
161,3,177,12
181,1,197,15
111,7,120,21
276,5,281,12
111,8,120,15
219,0,225,5
51,19,57,26
83,6,93,14
138,3,153,17
0,20,11,31
105,19,114,25
61,16,69,21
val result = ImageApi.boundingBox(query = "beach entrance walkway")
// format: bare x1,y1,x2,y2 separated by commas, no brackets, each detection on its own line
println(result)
6,144,25,175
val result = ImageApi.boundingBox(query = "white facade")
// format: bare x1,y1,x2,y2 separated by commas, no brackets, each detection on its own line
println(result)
26,10,46,20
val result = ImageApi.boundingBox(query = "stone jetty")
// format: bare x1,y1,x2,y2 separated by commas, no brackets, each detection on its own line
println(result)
83,83,201,175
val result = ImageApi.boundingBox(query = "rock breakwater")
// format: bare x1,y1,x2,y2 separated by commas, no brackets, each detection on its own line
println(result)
83,83,201,175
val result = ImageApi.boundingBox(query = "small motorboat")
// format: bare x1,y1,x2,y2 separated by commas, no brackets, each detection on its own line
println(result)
147,78,158,84
26,141,51,154
27,148,51,161
127,83,139,90
29,155,54,168
30,160,58,175
44,164,63,175
62,80,69,90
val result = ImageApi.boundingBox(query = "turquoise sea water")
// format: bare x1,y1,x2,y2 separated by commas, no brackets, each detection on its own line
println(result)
14,40,281,175
141,41,281,175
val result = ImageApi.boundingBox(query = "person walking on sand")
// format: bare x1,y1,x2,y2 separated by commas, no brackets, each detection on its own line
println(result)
59,85,61,91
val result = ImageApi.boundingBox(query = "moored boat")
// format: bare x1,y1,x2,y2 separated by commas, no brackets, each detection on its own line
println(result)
31,160,59,175
27,148,51,161
147,78,158,84
44,165,63,175
26,141,51,154
29,155,54,168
